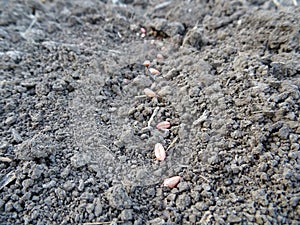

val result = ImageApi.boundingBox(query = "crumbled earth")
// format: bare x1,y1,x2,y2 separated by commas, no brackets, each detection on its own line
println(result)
0,0,299,224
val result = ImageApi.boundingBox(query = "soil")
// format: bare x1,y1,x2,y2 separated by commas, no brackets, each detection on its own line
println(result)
0,0,299,224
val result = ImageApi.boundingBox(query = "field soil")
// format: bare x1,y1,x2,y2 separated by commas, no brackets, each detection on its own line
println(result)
0,0,299,224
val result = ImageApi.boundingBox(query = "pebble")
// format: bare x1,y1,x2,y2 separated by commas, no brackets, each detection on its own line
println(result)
182,27,204,50
105,185,132,210
5,116,17,125
52,79,66,91
291,143,299,151
120,209,133,221
230,164,240,174
195,202,209,211
176,193,192,210
63,180,75,192
22,179,34,191
12,129,23,143
278,126,290,139
177,182,190,192
61,167,70,178
35,83,50,96
77,179,84,191
55,188,66,200
30,165,43,180
5,201,13,212
227,214,241,223
94,199,103,217
140,134,149,140
86,203,95,214
42,180,56,189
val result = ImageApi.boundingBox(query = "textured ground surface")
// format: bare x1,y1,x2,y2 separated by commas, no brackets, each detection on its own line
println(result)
0,0,299,224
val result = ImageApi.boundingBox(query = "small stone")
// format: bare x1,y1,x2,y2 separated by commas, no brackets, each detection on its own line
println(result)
131,75,152,88
202,183,211,191
30,165,43,180
61,167,70,178
177,182,190,192
291,143,299,151
278,126,290,139
290,196,300,207
42,180,56,189
157,85,173,97
52,79,66,91
78,179,85,192
63,180,75,191
230,164,240,174
55,188,66,200
283,167,293,180
182,27,204,50
12,129,23,143
145,187,156,197
85,178,95,185
176,193,191,210
227,214,241,223
44,196,52,206
195,202,208,211
166,193,177,202
148,218,165,224
94,199,103,217
5,116,17,125
120,209,133,221
207,155,219,164
22,179,34,191
86,203,95,214
15,134,53,160
5,201,13,212
32,196,40,201
163,68,178,80
70,153,91,168
31,210,39,220
35,83,50,96
105,185,132,210
140,134,149,140
289,133,298,143
21,81,36,88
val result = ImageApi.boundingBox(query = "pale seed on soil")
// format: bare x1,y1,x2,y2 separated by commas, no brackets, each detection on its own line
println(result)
157,53,163,60
144,88,157,98
154,143,166,161
143,60,150,67
149,68,161,75
156,121,171,130
140,27,146,33
163,176,181,188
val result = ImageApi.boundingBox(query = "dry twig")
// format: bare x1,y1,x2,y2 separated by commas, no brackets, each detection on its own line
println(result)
166,136,178,151
148,106,159,128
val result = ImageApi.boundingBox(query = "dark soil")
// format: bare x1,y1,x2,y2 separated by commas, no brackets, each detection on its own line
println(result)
0,0,299,224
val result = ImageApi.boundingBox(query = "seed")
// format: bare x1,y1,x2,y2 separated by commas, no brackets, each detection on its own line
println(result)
144,88,157,98
163,176,181,188
140,27,146,33
157,53,163,60
149,68,161,75
156,121,171,130
143,60,150,67
155,143,166,161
